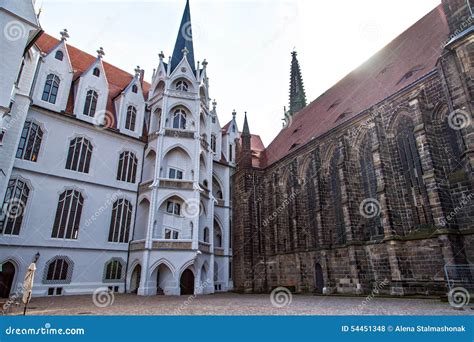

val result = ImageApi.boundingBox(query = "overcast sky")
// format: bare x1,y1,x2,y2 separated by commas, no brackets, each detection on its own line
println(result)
37,0,440,146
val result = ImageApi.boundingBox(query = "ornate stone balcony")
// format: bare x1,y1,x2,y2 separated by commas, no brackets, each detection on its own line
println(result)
199,242,211,253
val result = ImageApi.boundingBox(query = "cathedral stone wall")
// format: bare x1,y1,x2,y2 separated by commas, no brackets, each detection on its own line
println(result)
232,10,474,296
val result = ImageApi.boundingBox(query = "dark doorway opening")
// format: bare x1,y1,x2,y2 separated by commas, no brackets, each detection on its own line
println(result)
180,269,194,295
0,262,15,298
315,263,324,294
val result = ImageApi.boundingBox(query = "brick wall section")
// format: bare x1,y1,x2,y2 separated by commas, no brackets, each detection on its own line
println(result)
232,26,474,296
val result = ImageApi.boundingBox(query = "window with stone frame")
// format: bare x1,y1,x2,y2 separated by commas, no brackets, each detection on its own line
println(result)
44,257,73,284
51,189,84,240
330,147,346,244
203,227,210,243
125,105,137,131
108,198,132,243
168,167,183,180
83,90,98,117
172,109,187,129
0,178,30,235
116,151,137,183
305,159,319,247
395,116,432,227
104,259,123,281
164,228,179,240
210,134,217,152
16,121,43,162
41,74,60,104
166,201,181,215
65,137,93,173
55,50,64,61
359,133,384,239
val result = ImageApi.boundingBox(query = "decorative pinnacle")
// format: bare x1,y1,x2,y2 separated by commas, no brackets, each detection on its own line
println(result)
182,46,189,56
158,51,165,60
60,28,69,41
232,110,236,119
134,65,141,76
212,99,217,110
97,47,105,59
202,59,208,67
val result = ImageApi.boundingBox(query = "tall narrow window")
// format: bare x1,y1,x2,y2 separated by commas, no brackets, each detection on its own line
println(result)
41,74,60,104
51,189,84,240
172,109,186,129
210,134,217,152
359,134,383,238
203,227,209,243
132,84,138,93
229,144,233,162
65,137,93,173
125,106,137,131
0,178,30,235
116,151,137,183
396,117,431,227
83,90,98,117
108,199,132,243
92,67,100,77
330,148,346,244
46,258,70,282
16,121,43,162
104,260,122,280
55,50,64,61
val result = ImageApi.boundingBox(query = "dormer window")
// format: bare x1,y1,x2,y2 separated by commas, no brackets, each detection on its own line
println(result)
172,109,187,130
55,50,64,61
93,67,100,77
41,74,60,104
132,84,138,93
125,106,137,131
83,90,98,117
176,80,188,92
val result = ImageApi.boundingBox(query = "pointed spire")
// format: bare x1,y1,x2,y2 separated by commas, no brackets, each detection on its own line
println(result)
170,0,196,73
288,50,307,116
242,112,250,136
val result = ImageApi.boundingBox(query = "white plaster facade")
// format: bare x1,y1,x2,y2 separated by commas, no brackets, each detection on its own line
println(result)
0,0,236,298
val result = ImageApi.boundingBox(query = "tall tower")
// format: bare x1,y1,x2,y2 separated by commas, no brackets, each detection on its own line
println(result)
288,51,307,116
130,0,226,296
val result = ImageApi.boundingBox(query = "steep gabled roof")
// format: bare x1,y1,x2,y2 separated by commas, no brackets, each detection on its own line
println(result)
35,33,151,128
262,4,449,167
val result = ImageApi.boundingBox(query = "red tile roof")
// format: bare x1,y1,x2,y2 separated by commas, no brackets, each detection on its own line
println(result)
262,4,449,167
35,33,151,128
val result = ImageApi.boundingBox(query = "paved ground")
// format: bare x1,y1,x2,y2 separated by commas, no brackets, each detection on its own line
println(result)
3,293,473,316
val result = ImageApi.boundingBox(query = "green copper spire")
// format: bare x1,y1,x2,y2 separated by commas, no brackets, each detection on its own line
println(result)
288,50,307,116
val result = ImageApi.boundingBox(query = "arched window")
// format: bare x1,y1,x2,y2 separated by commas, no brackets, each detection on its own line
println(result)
55,50,64,61
108,199,133,243
117,151,137,183
330,148,346,244
93,67,100,77
104,260,123,281
210,134,217,152
203,227,209,243
41,74,60,104
45,257,70,282
132,84,138,93
176,80,188,92
51,189,84,240
214,222,222,247
125,105,137,131
395,117,431,227
83,90,98,117
359,133,383,238
0,178,30,235
66,137,93,173
172,109,186,130
16,121,43,162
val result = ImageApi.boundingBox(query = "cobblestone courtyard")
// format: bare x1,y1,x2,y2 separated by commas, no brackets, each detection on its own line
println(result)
3,293,473,316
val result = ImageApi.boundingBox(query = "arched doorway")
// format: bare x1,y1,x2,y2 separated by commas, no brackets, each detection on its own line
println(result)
0,262,15,298
155,264,173,295
180,269,194,295
315,263,324,294
130,265,141,294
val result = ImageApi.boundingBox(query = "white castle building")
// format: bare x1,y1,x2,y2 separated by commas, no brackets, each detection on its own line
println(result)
0,0,244,297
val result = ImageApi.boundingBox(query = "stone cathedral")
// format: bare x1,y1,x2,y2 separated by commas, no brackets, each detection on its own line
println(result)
233,0,474,296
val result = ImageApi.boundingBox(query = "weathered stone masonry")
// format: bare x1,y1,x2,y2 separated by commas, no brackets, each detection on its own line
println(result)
233,0,474,296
